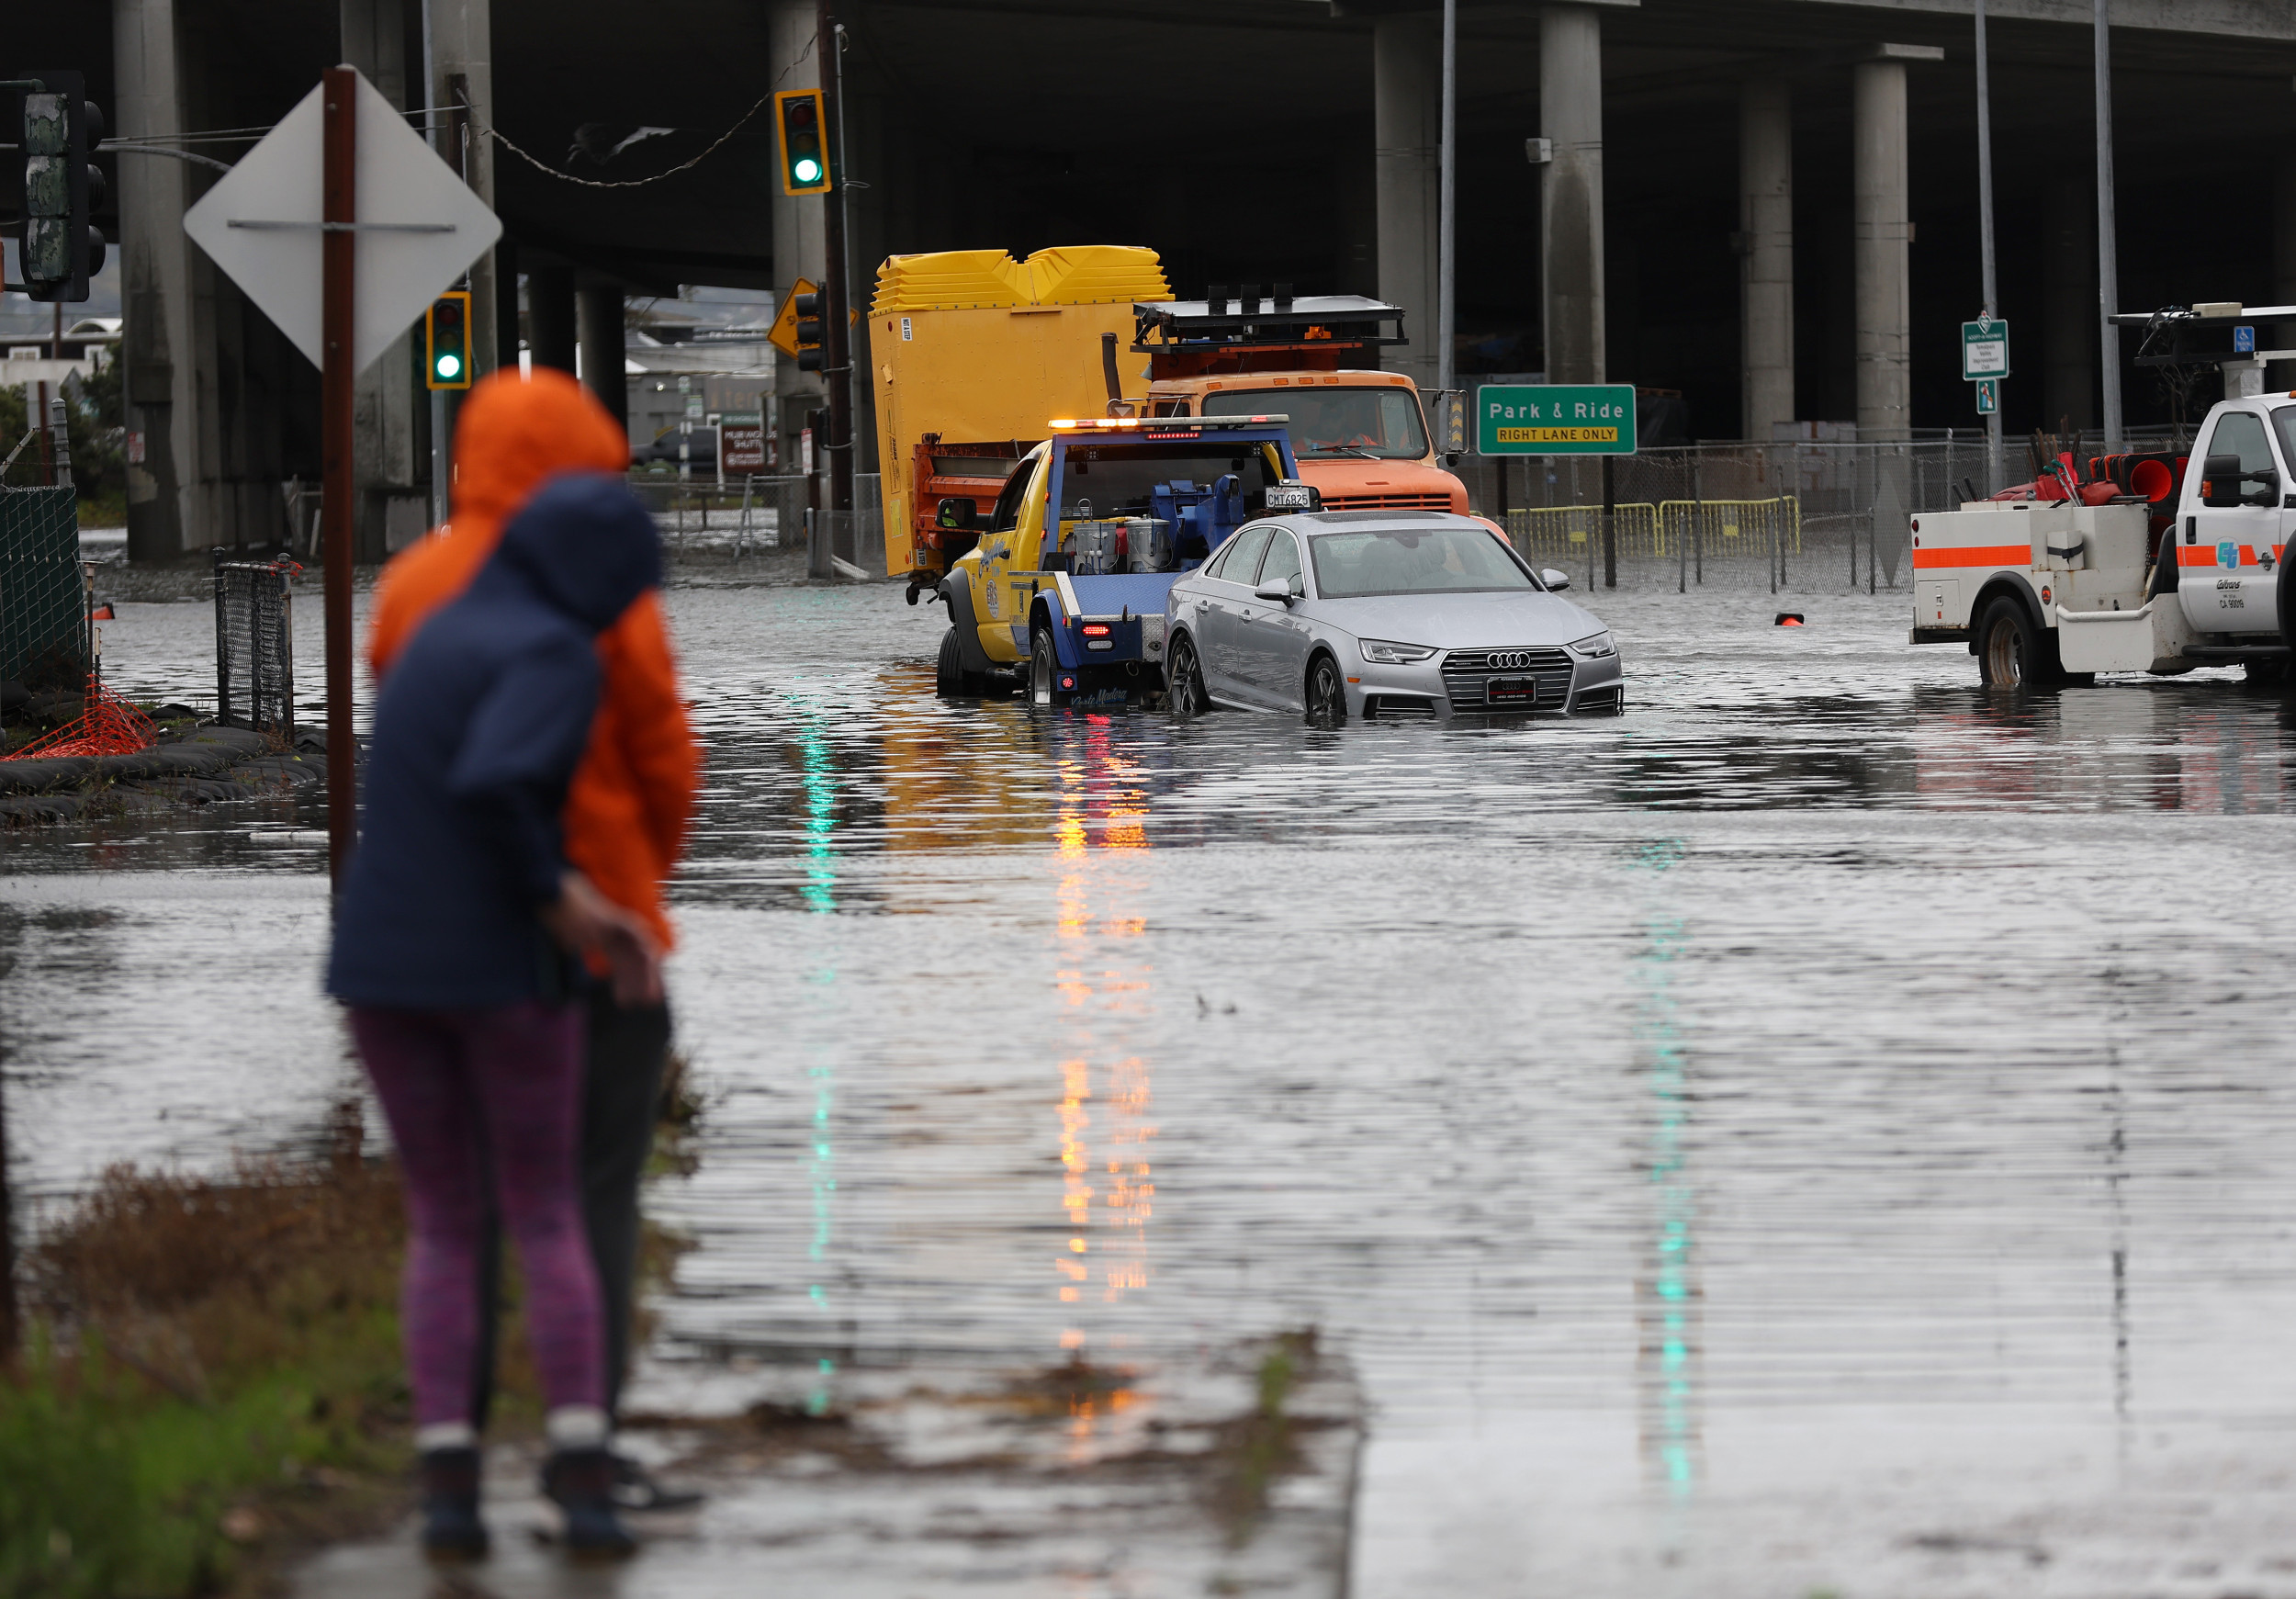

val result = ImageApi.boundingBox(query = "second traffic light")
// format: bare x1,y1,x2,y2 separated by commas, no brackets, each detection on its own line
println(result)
793,290,826,373
774,89,832,197
425,291,473,389
17,70,107,304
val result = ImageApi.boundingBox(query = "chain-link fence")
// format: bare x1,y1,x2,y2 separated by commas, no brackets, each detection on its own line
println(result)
626,471,888,569
1457,437,2009,590
212,554,296,736
1,485,86,688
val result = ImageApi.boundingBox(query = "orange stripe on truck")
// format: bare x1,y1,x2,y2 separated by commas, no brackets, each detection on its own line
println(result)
1911,544,2031,569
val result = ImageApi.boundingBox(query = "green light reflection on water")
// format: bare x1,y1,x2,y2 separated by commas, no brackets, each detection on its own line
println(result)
795,709,840,1414
1628,838,1696,1502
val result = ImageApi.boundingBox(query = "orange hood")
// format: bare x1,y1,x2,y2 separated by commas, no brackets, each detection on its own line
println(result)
368,368,633,677
451,366,632,530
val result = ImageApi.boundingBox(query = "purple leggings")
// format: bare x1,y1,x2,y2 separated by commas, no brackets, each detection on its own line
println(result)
349,1000,603,1427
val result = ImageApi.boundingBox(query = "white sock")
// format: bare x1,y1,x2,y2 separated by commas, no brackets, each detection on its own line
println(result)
415,1421,477,1453
546,1405,610,1451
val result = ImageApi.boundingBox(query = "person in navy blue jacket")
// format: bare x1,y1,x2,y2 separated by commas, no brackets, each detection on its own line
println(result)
329,471,664,1560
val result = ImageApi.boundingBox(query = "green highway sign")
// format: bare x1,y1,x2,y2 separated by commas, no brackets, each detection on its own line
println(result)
1962,317,2009,381
1475,384,1637,456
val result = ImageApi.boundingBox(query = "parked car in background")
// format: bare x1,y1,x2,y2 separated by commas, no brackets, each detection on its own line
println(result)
1162,511,1623,722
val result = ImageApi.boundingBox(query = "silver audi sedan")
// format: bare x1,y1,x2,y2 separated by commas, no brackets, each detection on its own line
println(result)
1162,511,1623,722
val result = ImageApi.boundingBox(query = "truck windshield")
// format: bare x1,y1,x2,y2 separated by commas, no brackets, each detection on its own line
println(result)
1310,525,1536,598
1054,440,1284,519
1202,388,1428,460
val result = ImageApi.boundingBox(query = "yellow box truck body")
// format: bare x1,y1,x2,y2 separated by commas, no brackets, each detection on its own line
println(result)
870,246,1172,580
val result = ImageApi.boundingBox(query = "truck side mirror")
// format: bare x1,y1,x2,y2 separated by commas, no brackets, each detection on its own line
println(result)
2200,454,2246,508
936,497,978,531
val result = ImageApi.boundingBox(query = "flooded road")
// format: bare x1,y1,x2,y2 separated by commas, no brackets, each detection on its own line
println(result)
11,569,2296,1594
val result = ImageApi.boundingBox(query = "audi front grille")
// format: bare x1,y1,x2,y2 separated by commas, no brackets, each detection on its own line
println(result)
1440,647,1574,712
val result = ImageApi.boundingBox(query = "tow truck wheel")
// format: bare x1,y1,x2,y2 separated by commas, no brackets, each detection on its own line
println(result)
1975,595,2065,689
1030,627,1073,709
1166,634,1210,718
1305,653,1347,727
935,628,966,697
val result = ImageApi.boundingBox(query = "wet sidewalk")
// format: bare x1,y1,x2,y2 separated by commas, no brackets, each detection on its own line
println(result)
288,1340,1360,1598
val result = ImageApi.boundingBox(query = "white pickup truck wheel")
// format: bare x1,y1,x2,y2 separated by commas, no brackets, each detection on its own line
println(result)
1976,595,2061,689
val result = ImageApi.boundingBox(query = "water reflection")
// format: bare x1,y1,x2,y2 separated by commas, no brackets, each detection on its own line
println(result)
1046,719,1156,1450
1629,840,1699,1525
792,702,843,1413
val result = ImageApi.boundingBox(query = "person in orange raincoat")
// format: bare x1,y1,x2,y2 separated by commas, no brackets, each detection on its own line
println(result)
368,368,701,1512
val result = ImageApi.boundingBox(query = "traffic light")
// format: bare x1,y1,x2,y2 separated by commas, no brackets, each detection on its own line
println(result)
793,289,826,373
424,291,473,389
17,71,107,303
773,89,832,197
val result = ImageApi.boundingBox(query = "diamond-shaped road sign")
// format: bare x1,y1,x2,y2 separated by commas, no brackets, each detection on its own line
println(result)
184,68,501,375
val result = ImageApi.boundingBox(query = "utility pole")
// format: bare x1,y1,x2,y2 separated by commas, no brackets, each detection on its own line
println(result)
1975,0,2003,494
818,0,853,515
1437,0,1456,399
422,0,449,528
2095,0,2123,451
321,67,357,885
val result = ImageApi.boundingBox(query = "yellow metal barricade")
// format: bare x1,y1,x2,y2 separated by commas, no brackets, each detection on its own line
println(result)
1655,497,1800,557
1506,503,1661,557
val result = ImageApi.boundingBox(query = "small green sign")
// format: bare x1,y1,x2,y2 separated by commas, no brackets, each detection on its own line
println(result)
1475,384,1637,456
1962,317,2009,381
1975,377,1998,416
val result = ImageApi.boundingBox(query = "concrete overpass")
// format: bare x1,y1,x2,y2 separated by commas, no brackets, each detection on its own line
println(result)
8,0,2295,558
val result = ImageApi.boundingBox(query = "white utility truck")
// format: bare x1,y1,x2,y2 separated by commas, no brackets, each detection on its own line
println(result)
1913,310,2296,687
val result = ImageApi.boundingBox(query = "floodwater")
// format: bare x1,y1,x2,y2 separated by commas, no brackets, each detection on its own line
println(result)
12,566,2296,1595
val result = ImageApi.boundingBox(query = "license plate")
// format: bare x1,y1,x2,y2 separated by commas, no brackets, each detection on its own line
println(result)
1486,676,1540,704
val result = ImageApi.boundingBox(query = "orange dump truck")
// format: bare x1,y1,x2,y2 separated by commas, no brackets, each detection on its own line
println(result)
871,246,1173,593
1134,291,1470,515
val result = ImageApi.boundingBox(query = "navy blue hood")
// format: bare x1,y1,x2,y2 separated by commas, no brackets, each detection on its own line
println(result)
490,471,662,632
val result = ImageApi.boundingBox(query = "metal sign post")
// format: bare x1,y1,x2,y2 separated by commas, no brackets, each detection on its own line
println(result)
1973,0,2004,493
321,67,356,885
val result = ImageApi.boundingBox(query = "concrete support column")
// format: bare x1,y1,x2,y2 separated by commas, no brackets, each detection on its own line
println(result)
1372,14,1439,392
2270,152,2296,393
1739,77,1794,441
771,0,826,469
112,0,198,559
1540,6,1605,385
527,267,577,374
576,283,626,439
341,0,423,557
429,0,498,378
1852,57,1911,440
2043,179,2097,431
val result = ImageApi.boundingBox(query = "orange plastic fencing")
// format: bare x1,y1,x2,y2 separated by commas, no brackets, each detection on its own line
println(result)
2,674,159,761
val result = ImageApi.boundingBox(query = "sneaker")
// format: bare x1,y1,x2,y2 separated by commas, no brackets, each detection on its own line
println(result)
611,1454,705,1514
418,1447,490,1560
542,1447,638,1560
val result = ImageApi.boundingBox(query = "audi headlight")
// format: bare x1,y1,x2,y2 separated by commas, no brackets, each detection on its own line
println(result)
1566,631,1616,660
1360,639,1437,665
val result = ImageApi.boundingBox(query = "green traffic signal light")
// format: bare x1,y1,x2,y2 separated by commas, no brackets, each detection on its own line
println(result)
774,89,832,197
426,291,472,390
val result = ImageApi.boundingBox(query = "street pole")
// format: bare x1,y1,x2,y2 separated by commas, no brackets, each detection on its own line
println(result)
1437,0,1456,399
321,67,357,885
1975,0,2004,494
2094,0,2123,451
422,0,447,530
819,0,853,515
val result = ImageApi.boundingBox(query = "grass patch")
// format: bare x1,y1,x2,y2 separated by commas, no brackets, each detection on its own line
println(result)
1210,1329,1317,1548
1,1101,509,1595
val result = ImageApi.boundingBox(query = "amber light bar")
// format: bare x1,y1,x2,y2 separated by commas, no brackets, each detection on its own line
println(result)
1047,414,1292,431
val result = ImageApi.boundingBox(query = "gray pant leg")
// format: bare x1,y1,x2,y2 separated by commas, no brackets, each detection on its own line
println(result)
582,990,672,1419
